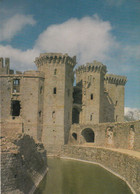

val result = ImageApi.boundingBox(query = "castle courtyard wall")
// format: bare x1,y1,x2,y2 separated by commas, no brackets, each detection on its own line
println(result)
69,120,140,152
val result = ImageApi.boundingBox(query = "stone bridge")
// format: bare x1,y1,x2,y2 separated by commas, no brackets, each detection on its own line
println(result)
69,120,140,152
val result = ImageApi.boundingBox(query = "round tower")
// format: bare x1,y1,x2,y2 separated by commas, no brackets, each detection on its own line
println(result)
35,53,76,153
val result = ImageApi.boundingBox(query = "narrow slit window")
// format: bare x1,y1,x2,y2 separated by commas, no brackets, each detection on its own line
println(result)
90,114,92,121
54,69,57,75
91,93,93,100
53,87,56,94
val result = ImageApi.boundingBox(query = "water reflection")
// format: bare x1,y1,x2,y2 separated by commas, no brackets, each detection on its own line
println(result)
35,157,132,194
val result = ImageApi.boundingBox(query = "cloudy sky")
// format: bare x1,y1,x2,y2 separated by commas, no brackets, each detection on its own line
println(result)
0,0,140,109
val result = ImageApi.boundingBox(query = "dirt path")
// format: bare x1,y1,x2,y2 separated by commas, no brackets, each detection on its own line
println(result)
78,143,140,159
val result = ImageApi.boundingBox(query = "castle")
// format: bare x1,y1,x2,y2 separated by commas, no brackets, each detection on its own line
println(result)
0,53,127,151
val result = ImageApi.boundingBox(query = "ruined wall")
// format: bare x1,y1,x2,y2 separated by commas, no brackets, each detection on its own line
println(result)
1,126,47,194
0,71,44,141
69,120,140,151
21,71,44,141
61,146,140,194
0,58,10,75
0,76,11,121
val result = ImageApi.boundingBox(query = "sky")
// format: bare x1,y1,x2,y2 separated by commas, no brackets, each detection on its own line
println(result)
0,0,140,109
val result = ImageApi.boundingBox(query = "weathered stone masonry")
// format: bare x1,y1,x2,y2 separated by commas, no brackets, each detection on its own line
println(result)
69,120,140,152
0,54,127,152
1,128,47,194
1,53,140,193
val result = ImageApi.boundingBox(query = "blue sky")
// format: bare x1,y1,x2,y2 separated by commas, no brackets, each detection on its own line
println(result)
0,0,140,109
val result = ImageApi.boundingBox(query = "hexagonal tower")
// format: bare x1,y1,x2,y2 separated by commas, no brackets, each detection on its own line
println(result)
75,61,107,124
35,53,76,152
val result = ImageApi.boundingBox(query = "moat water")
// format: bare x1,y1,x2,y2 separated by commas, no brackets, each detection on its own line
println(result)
35,157,132,194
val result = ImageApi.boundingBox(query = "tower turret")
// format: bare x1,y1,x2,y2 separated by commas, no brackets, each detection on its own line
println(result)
104,74,127,122
75,60,107,124
35,53,76,152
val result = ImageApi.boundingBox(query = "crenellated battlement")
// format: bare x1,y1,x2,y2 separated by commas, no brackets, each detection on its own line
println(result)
35,53,76,68
75,60,107,74
105,74,127,85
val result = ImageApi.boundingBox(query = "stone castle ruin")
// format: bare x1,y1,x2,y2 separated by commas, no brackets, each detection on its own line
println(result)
1,53,140,194
1,53,138,153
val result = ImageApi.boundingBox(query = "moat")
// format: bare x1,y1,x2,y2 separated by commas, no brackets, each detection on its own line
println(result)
35,157,132,194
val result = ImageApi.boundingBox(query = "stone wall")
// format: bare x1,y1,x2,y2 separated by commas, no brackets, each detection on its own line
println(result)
61,145,140,194
69,120,140,151
1,133,47,194
0,71,45,142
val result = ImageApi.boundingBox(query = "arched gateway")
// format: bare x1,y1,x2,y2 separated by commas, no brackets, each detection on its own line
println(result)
81,128,95,143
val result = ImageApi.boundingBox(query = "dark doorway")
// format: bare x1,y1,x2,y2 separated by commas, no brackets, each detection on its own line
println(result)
81,128,95,142
72,132,77,140
72,108,79,124
11,100,21,116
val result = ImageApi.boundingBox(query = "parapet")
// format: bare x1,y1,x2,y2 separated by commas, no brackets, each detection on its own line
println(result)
23,70,45,78
75,60,107,75
105,74,127,85
35,53,76,68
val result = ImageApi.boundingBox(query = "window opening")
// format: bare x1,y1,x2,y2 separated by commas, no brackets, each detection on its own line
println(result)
39,111,42,117
13,79,20,85
52,111,55,118
53,87,56,94
54,69,57,75
11,100,20,116
90,114,93,121
13,79,20,93
72,133,77,140
91,94,93,100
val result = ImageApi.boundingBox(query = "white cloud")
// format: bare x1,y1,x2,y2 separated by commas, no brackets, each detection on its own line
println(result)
0,45,39,71
0,14,139,75
125,107,140,121
35,15,117,64
0,14,36,42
